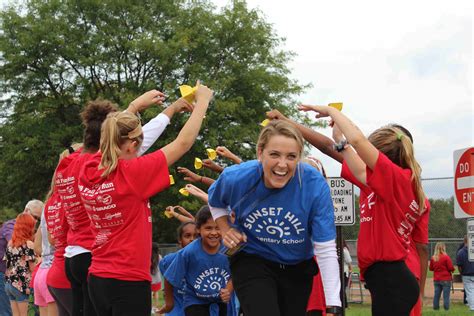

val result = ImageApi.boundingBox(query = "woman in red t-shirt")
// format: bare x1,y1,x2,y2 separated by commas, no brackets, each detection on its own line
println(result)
298,105,427,316
78,83,212,316
429,242,455,311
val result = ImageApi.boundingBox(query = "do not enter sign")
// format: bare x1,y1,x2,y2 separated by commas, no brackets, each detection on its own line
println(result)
454,147,474,218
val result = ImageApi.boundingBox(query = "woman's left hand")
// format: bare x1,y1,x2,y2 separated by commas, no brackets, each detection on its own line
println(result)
298,104,333,118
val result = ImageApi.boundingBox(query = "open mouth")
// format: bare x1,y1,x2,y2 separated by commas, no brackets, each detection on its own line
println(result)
272,170,288,177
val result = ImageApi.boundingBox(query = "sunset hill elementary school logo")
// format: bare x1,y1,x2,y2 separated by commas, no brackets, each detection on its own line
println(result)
243,207,306,245
194,267,230,298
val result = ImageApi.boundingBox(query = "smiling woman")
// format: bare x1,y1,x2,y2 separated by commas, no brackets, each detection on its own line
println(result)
208,120,342,316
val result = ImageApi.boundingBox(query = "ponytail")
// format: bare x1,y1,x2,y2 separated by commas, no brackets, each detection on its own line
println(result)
368,126,426,214
99,112,143,178
398,133,426,213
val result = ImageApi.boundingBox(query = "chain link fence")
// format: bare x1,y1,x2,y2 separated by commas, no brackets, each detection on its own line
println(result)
342,177,465,264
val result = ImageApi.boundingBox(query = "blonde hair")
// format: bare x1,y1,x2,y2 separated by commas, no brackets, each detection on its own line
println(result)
368,126,426,213
99,111,143,178
257,120,304,158
45,143,83,201
433,242,446,262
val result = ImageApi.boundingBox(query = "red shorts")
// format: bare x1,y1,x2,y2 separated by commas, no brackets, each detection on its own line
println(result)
151,282,161,292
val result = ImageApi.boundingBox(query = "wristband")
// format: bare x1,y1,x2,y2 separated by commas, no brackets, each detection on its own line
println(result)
333,139,349,152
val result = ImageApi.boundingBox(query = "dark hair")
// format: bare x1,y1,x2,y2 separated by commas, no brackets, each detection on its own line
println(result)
195,205,212,229
80,99,118,150
177,222,197,241
151,242,160,275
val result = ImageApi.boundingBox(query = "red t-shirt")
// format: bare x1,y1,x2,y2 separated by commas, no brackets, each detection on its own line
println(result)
341,152,424,277
56,151,95,250
44,192,71,289
404,200,430,280
429,254,455,281
78,150,169,281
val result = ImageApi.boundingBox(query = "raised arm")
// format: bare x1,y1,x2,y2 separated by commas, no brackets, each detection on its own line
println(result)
267,109,343,163
299,105,379,170
216,146,242,164
139,98,194,156
161,82,213,166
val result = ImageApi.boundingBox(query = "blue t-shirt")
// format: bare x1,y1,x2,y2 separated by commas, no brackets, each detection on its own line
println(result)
160,252,185,316
208,160,335,265
164,238,231,310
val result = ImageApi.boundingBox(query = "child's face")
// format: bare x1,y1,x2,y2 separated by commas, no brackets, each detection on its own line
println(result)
198,218,222,249
179,224,198,248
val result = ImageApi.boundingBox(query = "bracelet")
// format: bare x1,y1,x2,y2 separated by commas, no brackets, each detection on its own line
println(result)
333,139,349,152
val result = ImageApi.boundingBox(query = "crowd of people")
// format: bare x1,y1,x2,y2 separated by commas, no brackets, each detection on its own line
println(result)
0,81,457,316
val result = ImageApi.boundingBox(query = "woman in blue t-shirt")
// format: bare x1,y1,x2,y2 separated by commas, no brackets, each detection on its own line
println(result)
164,207,232,316
208,120,341,316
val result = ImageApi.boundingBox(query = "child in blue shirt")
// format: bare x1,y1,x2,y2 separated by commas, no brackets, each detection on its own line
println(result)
159,221,198,315
164,206,233,316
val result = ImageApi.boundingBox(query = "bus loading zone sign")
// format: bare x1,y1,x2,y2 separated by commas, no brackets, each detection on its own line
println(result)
327,178,355,226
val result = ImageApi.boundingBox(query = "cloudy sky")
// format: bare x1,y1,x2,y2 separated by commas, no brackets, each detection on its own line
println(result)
214,0,473,195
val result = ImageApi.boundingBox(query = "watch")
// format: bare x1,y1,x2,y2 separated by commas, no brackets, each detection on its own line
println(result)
326,306,343,314
333,139,349,152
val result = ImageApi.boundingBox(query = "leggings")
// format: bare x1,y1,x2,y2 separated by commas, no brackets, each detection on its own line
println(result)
230,252,317,316
364,261,419,316
88,274,151,316
48,286,73,316
65,252,96,316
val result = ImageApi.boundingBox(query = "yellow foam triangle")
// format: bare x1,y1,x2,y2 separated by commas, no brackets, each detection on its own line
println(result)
206,148,217,160
179,188,189,197
179,85,197,103
194,157,203,170
328,102,343,111
260,119,270,127
164,210,173,218
169,175,175,185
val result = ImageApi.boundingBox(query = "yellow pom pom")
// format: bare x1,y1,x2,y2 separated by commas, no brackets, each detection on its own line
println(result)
179,188,189,197
260,119,270,127
179,85,197,103
169,175,175,185
328,102,343,111
194,157,203,170
164,210,173,218
206,148,217,160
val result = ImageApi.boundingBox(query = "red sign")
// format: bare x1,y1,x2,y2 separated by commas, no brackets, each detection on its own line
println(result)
455,147,474,216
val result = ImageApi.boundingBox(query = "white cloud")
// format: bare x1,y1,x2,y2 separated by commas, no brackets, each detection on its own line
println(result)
215,0,473,181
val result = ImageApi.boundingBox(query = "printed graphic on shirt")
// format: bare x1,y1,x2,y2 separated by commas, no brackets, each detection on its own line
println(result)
242,206,306,245
194,267,230,298
360,192,420,247
80,181,124,245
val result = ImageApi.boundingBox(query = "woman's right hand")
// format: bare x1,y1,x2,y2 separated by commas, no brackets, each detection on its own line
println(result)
222,227,247,249
266,109,287,121
194,81,213,104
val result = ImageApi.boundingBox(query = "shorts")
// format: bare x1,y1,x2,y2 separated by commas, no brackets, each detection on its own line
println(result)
5,282,29,302
151,282,161,292
34,267,55,306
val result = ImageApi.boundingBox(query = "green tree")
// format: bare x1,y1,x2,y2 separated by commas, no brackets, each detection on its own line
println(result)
0,0,316,241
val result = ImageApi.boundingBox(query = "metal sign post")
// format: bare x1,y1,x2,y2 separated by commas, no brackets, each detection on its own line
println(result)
328,177,355,316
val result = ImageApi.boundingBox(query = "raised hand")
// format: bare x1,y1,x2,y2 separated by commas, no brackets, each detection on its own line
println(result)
177,167,201,182
128,89,166,113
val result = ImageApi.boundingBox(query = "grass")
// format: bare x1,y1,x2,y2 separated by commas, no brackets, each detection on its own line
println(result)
346,302,472,315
